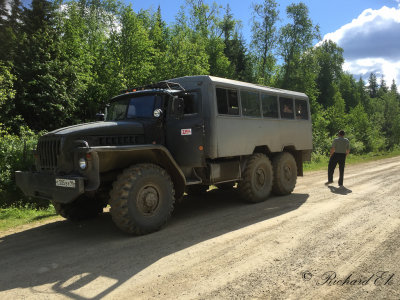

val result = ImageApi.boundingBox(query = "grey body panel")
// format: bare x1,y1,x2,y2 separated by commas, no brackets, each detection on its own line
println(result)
170,76,312,159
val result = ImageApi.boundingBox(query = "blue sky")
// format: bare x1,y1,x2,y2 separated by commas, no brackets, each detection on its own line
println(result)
128,0,400,88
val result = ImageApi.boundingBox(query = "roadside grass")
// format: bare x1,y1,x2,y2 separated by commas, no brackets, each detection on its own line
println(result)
303,149,400,172
1,151,400,233
0,205,57,232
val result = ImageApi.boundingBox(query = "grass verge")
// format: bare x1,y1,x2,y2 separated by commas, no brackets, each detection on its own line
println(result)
303,150,400,172
0,205,57,232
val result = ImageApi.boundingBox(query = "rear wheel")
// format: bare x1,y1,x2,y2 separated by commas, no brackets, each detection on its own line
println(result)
109,164,175,235
272,152,297,195
238,153,273,203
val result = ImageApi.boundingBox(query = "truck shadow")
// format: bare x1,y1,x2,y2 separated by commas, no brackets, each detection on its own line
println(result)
0,189,308,299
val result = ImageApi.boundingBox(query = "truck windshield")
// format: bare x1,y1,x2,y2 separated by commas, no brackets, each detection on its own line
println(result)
106,95,156,121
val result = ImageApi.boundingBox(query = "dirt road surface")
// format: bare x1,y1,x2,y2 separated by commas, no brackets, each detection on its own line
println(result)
1,156,400,299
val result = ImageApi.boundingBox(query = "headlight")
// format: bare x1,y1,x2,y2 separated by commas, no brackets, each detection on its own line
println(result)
79,158,87,170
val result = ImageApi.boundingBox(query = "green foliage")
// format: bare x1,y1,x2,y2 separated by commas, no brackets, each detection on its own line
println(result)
0,125,49,208
311,109,331,155
165,20,209,77
221,6,254,81
251,0,279,85
368,73,378,98
381,92,400,147
345,104,385,153
339,73,360,110
325,87,345,135
278,2,320,90
1,0,400,210
315,40,344,107
0,63,15,109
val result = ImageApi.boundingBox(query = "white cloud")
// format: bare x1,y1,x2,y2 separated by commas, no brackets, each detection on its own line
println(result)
322,6,400,88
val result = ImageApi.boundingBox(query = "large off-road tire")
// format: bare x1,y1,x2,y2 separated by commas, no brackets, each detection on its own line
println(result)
238,153,273,203
52,195,104,221
185,185,209,196
109,164,175,235
272,152,297,195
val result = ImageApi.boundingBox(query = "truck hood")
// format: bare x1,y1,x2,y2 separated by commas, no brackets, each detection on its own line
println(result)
48,121,144,136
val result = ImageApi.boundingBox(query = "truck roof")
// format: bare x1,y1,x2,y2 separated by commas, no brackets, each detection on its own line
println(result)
169,75,309,99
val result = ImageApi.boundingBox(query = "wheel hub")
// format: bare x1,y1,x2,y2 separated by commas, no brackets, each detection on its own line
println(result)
255,168,266,188
284,165,292,181
137,186,160,215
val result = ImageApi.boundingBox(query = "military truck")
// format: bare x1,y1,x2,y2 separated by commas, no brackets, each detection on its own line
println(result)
16,75,312,235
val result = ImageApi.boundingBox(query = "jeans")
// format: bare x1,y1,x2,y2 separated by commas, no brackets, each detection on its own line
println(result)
328,153,346,185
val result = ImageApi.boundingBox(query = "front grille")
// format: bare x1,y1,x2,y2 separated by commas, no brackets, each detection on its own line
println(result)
37,136,62,171
96,135,144,146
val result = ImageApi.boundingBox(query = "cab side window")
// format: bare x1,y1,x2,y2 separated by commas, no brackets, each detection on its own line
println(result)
182,93,199,115
216,87,239,115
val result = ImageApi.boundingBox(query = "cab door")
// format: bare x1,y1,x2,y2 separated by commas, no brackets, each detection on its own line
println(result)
165,91,205,168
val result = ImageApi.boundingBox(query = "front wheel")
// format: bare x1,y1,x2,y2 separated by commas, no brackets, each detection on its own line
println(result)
109,164,175,235
238,153,273,203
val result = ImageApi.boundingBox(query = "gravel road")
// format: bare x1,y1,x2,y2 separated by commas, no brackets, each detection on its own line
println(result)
1,156,400,299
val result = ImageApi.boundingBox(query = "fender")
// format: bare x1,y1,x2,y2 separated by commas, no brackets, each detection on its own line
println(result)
83,144,187,199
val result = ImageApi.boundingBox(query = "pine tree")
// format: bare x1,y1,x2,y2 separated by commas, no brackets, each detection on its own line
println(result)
0,0,9,60
390,79,398,94
220,5,253,81
314,40,344,107
12,0,79,131
368,73,378,98
339,73,360,110
390,79,399,100
357,76,369,107
377,75,388,97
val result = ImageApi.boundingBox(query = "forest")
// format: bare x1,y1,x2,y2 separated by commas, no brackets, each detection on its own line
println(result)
1,0,400,207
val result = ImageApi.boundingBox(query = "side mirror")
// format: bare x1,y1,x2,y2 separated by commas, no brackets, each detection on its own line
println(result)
96,113,105,121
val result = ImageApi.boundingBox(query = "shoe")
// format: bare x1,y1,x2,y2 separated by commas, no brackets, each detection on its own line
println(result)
325,181,333,185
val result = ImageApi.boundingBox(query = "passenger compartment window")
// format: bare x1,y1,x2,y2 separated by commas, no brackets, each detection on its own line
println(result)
295,99,308,120
261,94,278,118
216,87,239,115
279,97,294,119
241,90,261,117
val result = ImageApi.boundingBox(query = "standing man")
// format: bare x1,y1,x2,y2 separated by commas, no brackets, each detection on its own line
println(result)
326,130,350,186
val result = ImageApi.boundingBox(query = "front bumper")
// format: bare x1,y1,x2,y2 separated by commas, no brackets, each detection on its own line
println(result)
15,171,85,203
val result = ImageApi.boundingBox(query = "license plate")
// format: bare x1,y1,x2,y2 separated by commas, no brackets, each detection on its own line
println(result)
56,178,76,188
